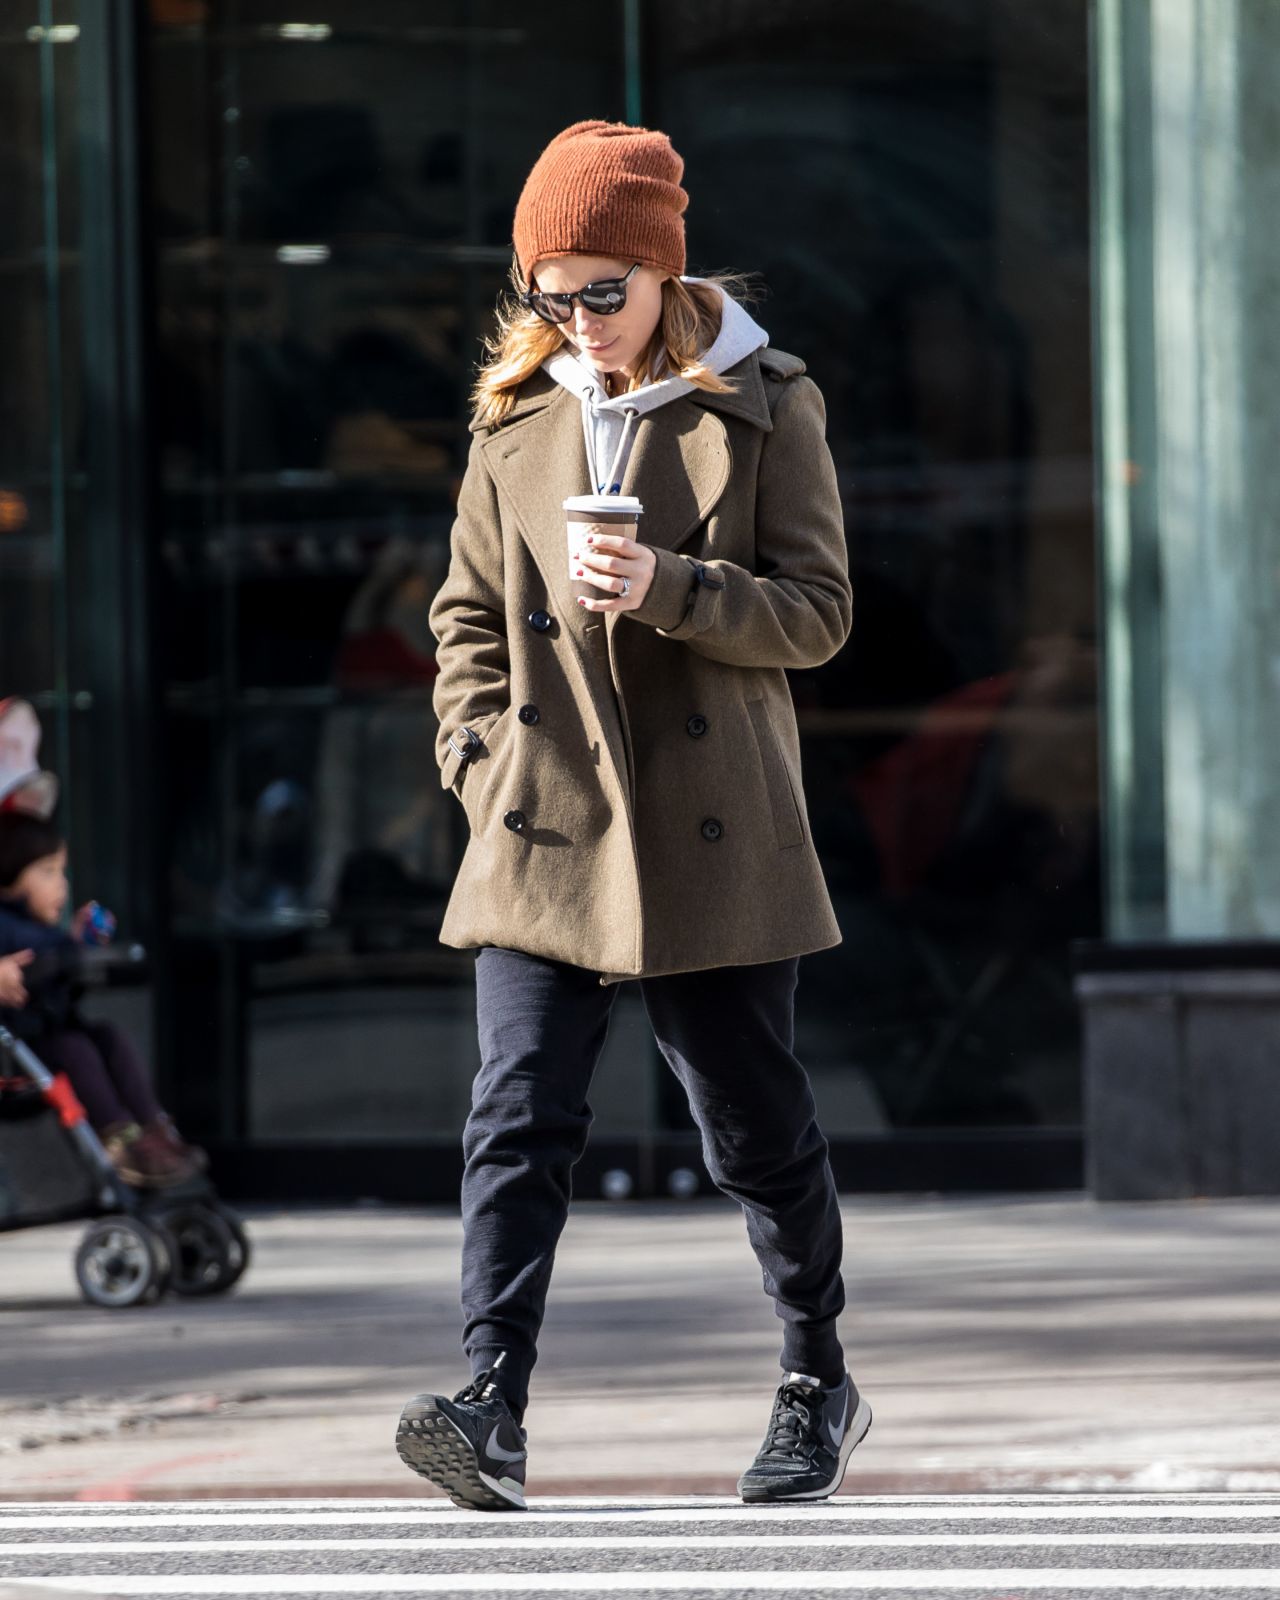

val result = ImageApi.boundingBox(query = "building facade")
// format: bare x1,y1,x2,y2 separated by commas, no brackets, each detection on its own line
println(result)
3,1,1108,1199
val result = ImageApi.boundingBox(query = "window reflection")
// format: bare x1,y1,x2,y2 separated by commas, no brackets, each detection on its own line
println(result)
149,4,631,1145
650,0,1099,1131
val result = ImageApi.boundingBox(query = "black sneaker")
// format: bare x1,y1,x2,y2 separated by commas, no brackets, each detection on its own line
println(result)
737,1369,872,1503
395,1355,528,1511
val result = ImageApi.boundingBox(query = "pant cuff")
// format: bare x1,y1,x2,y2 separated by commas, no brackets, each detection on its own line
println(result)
780,1324,845,1387
466,1342,533,1422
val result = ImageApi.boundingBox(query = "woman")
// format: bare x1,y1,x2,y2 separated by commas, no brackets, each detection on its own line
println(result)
396,120,870,1510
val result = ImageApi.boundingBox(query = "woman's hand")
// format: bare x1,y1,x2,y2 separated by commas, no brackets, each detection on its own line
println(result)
0,950,34,1008
574,533,657,613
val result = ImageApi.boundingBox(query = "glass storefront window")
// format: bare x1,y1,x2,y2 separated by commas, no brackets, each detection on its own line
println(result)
147,2,648,1151
135,0,1100,1180
1,6,75,757
649,1,1099,1131
0,7,140,924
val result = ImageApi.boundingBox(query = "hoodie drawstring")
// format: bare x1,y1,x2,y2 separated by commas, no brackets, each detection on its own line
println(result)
602,406,640,494
580,391,599,490
582,387,640,495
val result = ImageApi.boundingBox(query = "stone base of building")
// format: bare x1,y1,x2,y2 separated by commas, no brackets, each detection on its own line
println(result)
1075,943,1280,1200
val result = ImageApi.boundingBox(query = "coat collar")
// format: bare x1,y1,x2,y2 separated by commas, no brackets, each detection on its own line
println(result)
469,346,775,435
689,347,775,433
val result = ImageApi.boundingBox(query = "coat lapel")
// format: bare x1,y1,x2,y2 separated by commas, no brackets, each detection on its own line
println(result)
616,398,731,555
616,348,773,553
480,383,592,633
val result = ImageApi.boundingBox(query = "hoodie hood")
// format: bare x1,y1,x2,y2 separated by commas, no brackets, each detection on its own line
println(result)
542,277,769,495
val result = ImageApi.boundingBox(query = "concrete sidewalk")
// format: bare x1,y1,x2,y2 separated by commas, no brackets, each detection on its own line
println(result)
2,1196,1278,1500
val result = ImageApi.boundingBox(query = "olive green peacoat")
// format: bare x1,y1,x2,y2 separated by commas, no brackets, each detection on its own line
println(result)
427,344,853,986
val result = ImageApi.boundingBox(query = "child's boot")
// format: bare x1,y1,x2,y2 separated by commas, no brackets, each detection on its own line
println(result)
145,1112,209,1174
103,1120,195,1187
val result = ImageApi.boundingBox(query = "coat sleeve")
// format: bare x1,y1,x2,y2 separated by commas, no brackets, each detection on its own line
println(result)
624,375,853,669
427,434,511,800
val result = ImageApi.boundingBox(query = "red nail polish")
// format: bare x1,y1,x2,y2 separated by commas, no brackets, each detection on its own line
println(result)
577,597,586,606
575,568,583,576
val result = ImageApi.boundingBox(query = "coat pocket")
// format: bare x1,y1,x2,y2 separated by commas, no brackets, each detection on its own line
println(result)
745,697,806,850
451,706,514,831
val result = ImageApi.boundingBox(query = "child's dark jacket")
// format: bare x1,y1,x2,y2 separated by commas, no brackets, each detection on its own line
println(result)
0,897,83,1042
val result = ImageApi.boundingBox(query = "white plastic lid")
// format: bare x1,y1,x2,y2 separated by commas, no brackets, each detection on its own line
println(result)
562,494,643,514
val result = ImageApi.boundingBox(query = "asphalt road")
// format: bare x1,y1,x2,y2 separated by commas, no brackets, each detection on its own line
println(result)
5,1495,1280,1597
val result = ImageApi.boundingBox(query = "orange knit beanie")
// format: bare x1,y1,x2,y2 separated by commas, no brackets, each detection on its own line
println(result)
513,120,688,284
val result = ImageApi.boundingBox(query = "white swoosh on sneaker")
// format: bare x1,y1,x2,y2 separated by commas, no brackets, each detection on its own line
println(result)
485,1423,525,1464
826,1391,849,1450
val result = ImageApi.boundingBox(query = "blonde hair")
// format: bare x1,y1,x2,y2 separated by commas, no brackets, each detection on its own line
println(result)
470,260,762,430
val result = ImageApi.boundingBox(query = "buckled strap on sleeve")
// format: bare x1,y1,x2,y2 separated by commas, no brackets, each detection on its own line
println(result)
440,722,486,792
689,561,726,591
447,725,483,763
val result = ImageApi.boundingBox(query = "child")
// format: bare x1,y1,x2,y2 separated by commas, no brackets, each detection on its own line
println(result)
0,811,204,1186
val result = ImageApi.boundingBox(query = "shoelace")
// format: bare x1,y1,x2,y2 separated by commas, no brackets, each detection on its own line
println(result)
453,1355,528,1448
760,1382,821,1460
454,1351,507,1407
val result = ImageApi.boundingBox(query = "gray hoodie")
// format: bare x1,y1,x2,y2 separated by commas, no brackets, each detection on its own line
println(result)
541,277,770,496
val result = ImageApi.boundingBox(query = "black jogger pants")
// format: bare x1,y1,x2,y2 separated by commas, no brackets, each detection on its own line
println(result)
460,946,846,1422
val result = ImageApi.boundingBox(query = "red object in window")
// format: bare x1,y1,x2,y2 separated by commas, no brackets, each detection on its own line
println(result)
849,673,1015,896
335,629,439,688
45,1073,88,1129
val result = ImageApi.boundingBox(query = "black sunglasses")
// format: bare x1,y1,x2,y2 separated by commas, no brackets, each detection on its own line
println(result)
520,263,642,325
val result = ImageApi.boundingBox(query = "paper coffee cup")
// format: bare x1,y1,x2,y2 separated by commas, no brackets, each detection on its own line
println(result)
563,494,644,605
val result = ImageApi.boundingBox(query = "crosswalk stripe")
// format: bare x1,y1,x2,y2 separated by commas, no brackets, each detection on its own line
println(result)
6,1532,1280,1552
5,1500,1279,1598
11,1569,1280,1593
4,1502,1280,1528
8,1494,1273,1509
6,1494,1280,1511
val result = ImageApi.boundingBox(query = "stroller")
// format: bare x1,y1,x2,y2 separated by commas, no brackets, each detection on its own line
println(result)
0,950,250,1309
0,695,250,1306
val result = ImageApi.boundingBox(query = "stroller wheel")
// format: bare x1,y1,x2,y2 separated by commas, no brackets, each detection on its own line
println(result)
210,1202,252,1291
153,1203,237,1297
75,1216,172,1309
